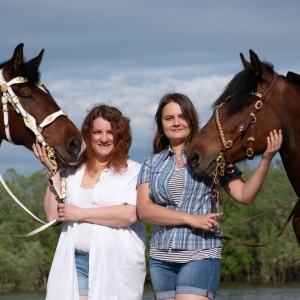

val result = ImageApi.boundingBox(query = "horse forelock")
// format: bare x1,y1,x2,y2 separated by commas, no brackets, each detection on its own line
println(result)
212,62,274,116
0,59,41,85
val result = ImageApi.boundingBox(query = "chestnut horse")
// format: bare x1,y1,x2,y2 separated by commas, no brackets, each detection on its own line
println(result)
0,43,84,168
187,50,300,244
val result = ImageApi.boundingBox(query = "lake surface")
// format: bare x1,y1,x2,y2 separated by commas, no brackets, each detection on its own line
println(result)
215,282,300,299
0,282,300,299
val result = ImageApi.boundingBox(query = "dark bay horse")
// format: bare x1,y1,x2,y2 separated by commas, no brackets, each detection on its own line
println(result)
187,50,300,244
0,44,84,168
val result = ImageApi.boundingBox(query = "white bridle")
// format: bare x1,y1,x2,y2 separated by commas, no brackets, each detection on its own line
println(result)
0,69,68,237
0,68,68,146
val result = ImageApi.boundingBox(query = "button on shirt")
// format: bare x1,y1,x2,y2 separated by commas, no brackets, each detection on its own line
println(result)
137,149,241,251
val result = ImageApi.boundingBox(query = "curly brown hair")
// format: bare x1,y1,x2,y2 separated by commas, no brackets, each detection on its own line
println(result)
153,93,200,153
77,104,132,173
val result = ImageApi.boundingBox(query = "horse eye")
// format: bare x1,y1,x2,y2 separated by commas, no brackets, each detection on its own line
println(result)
21,95,33,100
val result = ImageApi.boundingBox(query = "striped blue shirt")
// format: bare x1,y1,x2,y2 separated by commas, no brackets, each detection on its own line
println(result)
137,149,241,251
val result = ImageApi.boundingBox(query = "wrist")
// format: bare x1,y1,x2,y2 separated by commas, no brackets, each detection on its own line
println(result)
182,213,191,226
260,157,272,165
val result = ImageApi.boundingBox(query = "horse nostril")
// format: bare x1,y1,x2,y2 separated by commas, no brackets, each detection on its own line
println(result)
69,139,81,156
188,152,200,168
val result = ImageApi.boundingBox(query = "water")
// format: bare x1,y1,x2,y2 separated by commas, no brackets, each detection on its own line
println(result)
0,282,300,299
215,282,300,299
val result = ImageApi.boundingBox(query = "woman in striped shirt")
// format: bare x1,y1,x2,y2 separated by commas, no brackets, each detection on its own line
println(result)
137,93,282,300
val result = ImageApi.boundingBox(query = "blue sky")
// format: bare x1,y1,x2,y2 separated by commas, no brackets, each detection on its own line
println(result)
1,0,300,175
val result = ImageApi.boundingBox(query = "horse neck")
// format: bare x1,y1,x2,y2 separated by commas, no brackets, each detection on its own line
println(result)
277,83,300,194
280,152,299,195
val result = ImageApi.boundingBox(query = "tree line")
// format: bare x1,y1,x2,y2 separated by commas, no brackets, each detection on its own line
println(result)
0,161,299,293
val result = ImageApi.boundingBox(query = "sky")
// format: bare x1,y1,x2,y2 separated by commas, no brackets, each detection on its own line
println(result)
1,0,300,176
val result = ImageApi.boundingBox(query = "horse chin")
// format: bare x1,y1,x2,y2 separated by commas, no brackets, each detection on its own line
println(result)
191,160,216,179
55,151,78,169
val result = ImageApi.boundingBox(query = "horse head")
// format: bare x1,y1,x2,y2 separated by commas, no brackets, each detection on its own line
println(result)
186,50,300,244
0,43,85,168
187,50,285,177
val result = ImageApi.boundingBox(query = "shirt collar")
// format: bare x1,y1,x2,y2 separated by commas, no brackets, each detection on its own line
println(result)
161,146,187,163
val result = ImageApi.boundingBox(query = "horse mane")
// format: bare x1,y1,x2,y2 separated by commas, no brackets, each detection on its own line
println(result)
0,59,41,85
286,71,300,89
213,62,274,115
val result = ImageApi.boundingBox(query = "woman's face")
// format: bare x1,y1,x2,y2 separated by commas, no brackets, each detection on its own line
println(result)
161,101,190,147
90,117,114,161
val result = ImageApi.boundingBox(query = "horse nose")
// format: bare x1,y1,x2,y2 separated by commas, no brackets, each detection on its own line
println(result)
188,151,200,169
69,138,82,156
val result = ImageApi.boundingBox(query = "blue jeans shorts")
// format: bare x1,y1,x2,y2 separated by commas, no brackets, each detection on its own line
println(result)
150,258,221,300
75,249,89,296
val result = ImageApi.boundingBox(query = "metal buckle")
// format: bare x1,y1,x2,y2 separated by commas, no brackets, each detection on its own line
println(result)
1,83,8,93
246,148,254,157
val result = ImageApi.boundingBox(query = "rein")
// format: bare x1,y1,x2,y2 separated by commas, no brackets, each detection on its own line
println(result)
210,197,299,247
209,71,296,247
0,70,67,237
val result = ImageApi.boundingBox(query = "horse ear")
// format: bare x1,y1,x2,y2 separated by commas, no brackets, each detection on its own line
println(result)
7,43,25,75
26,49,44,70
240,53,251,69
249,49,262,79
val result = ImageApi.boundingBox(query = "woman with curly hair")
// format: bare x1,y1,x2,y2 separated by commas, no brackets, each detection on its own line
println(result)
33,104,146,300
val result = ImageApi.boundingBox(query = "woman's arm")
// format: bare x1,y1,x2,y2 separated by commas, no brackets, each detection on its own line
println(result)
56,203,138,227
32,143,61,221
137,182,222,230
225,129,282,205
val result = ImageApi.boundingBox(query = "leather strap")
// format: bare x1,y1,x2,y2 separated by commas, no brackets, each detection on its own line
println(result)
0,219,57,237
211,197,298,247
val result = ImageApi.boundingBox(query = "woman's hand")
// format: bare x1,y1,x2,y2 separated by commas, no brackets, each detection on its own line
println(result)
32,143,54,170
57,203,82,222
262,129,282,162
185,212,223,231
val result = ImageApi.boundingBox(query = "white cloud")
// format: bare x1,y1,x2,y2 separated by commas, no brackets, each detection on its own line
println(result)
1,0,300,175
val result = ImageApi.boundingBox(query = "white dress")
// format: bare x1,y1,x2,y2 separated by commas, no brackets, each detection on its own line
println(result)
45,160,146,300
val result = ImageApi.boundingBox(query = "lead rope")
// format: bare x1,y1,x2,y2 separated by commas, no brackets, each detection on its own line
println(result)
0,150,66,237
0,172,57,237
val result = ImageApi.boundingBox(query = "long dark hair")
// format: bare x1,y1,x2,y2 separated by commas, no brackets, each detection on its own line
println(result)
77,104,131,173
153,93,199,153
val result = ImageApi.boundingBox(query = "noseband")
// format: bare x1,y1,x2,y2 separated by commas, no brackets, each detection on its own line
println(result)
213,71,278,179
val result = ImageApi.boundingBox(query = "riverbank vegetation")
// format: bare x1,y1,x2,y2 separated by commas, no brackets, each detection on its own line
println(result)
0,161,299,292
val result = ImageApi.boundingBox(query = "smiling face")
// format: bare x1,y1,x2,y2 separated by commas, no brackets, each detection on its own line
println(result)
90,117,114,162
162,101,191,148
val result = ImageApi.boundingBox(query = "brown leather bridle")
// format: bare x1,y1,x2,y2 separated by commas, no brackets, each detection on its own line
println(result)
209,71,279,214
207,71,299,247
214,71,278,178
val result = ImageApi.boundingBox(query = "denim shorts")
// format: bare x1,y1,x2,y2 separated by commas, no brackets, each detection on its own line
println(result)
149,258,221,300
75,249,89,296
